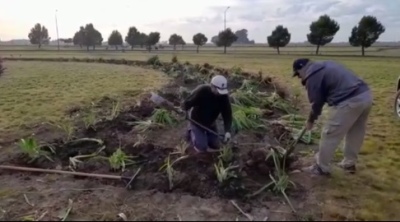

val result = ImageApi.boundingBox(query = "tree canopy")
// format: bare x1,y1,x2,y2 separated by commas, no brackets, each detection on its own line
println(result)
349,15,385,56
215,28,238,54
307,15,340,55
108,30,123,49
192,33,208,53
234,29,255,44
168,34,183,50
125,26,145,49
267,25,291,54
144,32,160,52
28,23,50,48
73,24,103,51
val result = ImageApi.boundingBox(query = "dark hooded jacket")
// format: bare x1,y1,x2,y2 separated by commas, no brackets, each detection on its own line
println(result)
299,60,370,123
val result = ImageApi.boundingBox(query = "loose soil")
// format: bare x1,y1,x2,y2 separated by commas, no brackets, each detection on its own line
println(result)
0,59,319,221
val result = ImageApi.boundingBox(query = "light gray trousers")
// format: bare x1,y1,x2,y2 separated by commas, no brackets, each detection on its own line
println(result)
316,90,373,172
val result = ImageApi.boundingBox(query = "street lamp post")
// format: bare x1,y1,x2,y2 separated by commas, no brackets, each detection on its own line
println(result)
224,6,230,30
55,9,60,51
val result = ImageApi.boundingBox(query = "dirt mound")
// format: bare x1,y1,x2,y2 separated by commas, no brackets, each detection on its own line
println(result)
4,60,313,214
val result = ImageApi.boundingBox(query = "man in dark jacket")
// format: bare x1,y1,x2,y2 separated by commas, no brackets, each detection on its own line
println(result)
182,75,233,153
292,58,373,176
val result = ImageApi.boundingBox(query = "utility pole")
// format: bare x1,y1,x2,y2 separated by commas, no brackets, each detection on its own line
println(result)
224,6,230,30
55,9,60,51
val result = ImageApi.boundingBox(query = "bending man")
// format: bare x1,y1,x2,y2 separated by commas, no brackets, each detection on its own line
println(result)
292,58,372,176
182,75,232,153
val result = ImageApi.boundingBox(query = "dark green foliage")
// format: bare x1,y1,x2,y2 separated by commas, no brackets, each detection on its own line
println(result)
307,15,340,55
73,24,103,51
28,23,50,49
349,15,385,56
144,32,160,52
108,30,123,50
125,26,145,50
169,34,182,50
192,33,208,53
267,25,291,54
215,28,238,54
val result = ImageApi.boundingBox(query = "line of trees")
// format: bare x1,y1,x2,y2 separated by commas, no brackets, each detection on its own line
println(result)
27,14,386,56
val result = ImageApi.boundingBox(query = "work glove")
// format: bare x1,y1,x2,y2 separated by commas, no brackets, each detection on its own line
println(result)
223,132,231,143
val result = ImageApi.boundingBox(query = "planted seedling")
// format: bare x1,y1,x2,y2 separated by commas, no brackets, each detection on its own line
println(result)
151,108,177,126
19,138,54,163
133,134,147,148
48,120,75,142
159,155,189,190
247,149,296,212
218,145,234,163
69,145,105,170
132,120,161,132
214,160,239,184
108,148,136,172
83,111,97,130
172,140,188,156
231,90,262,107
232,104,266,132
239,79,260,92
108,101,120,120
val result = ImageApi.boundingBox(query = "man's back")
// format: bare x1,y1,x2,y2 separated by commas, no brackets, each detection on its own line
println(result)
305,60,370,106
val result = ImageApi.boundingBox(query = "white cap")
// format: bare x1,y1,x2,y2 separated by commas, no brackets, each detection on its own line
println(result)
210,75,228,95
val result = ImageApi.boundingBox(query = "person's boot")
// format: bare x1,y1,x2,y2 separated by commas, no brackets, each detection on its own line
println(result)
337,162,356,174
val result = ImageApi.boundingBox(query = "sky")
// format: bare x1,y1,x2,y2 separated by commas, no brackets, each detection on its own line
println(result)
0,0,399,43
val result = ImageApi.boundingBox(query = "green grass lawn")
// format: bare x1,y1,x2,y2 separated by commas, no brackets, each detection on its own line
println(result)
0,61,168,134
1,50,400,220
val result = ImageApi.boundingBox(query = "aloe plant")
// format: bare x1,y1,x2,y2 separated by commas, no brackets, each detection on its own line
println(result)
19,138,54,162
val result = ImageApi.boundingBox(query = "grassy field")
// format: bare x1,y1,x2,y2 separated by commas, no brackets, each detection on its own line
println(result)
0,48,400,220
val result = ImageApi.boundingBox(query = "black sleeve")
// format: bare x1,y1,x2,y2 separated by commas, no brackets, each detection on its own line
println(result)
182,85,206,110
306,76,326,123
220,95,233,133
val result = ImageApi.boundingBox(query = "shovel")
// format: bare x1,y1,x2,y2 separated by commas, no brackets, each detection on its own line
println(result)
149,92,224,140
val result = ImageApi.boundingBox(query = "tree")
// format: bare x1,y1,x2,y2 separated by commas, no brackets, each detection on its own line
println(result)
168,34,181,50
234,29,255,44
211,36,218,44
215,28,238,54
145,32,160,52
192,33,208,53
74,24,103,51
125,26,142,50
267,25,291,54
108,30,123,50
307,15,340,55
349,15,385,56
73,26,85,48
139,33,147,48
178,37,186,50
28,23,50,48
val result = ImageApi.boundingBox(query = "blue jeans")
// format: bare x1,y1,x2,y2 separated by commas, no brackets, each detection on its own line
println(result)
185,122,220,152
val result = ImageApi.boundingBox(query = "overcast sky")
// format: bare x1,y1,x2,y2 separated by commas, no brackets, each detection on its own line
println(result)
1,0,399,43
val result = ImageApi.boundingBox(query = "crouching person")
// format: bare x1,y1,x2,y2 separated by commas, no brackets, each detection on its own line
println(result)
292,58,373,176
181,75,233,153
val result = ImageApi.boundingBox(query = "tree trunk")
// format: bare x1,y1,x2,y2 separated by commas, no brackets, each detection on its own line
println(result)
131,46,133,50
115,46,118,50
38,44,41,49
315,44,320,55
224,45,227,54
196,45,199,53
173,45,176,51
87,45,89,51
362,46,365,56
79,44,82,49
277,47,280,55
93,45,95,50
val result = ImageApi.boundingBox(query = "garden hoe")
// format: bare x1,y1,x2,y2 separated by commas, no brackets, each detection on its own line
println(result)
0,165,141,190
283,127,307,159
